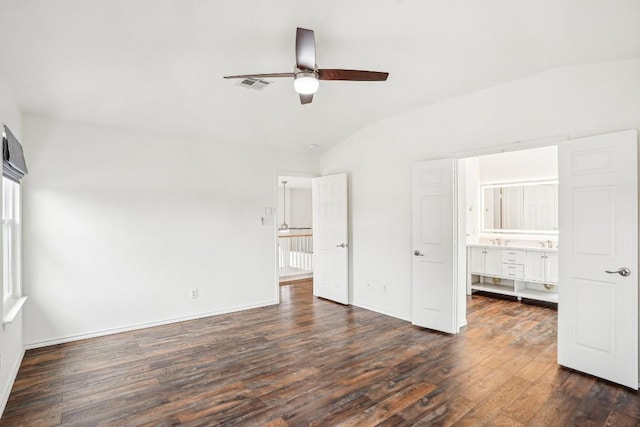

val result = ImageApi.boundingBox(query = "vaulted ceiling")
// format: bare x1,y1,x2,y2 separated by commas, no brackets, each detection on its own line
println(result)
1,0,639,153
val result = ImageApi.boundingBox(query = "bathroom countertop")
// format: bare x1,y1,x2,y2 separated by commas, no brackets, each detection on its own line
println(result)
467,243,558,252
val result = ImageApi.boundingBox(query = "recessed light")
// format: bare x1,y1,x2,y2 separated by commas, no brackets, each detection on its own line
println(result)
307,144,317,149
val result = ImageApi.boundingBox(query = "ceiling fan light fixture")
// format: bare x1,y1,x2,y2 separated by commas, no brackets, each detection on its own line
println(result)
293,71,319,95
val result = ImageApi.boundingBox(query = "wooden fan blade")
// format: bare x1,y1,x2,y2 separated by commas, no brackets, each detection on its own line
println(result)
223,72,294,79
299,93,313,105
296,28,316,71
318,69,389,81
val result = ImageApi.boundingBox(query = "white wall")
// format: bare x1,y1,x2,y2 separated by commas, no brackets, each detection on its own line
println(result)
290,189,312,229
477,145,558,184
320,59,640,321
21,115,318,347
277,186,313,228
277,187,312,230
0,74,24,416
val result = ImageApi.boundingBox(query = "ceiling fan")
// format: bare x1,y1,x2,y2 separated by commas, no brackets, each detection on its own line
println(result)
224,27,389,105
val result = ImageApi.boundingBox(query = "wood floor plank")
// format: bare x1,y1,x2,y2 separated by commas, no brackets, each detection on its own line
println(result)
613,387,640,421
1,281,639,426
526,391,582,427
560,370,598,399
336,381,437,426
502,377,557,424
451,376,531,426
604,411,639,427
413,394,476,426
570,381,624,425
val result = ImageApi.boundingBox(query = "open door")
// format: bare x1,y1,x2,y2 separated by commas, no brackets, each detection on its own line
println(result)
411,159,458,333
312,173,349,304
558,129,638,389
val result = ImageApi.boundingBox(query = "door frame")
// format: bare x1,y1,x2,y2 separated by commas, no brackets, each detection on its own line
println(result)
274,171,316,304
448,134,568,326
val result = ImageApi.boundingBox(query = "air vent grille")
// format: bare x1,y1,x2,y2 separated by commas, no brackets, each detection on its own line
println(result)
237,78,271,90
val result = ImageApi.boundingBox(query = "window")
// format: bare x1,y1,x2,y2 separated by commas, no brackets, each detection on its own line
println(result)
3,176,20,307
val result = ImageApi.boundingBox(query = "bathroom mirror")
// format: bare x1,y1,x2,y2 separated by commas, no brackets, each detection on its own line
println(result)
482,181,558,234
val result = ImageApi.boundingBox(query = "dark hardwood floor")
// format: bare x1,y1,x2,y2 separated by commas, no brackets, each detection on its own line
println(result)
2,281,639,426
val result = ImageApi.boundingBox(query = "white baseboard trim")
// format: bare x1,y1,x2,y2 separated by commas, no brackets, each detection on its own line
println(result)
0,347,25,418
351,301,411,323
25,299,278,350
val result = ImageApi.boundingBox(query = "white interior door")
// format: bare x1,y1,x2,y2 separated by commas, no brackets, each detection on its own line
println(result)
312,173,349,304
558,129,638,389
411,159,458,333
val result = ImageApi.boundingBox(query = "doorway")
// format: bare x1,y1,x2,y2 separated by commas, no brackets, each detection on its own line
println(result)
412,130,639,389
276,175,314,285
459,145,559,308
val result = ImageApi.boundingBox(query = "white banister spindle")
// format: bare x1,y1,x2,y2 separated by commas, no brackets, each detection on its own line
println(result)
278,232,313,274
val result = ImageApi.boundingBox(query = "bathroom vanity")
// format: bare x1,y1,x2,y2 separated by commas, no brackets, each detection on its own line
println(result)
466,178,559,303
468,244,558,303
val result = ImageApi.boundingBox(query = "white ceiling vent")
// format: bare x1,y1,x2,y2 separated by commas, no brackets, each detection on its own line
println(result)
237,78,271,90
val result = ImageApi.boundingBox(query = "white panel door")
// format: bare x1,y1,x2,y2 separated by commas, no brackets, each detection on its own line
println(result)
312,173,349,305
411,159,457,333
558,129,638,389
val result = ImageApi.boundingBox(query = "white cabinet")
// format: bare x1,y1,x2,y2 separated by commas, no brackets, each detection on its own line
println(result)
501,249,526,280
469,247,502,276
469,247,484,274
525,250,558,284
468,245,558,303
546,252,558,283
525,251,546,282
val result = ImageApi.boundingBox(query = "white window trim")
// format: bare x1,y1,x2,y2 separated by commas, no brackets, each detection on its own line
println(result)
1,177,26,326
2,296,27,325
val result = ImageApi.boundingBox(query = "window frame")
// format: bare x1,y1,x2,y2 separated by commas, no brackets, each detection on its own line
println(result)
2,176,21,311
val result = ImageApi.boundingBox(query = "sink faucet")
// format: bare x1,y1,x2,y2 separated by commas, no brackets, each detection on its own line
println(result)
539,241,546,248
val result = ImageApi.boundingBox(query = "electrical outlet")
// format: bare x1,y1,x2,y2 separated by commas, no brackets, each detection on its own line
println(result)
191,288,199,299
382,285,387,292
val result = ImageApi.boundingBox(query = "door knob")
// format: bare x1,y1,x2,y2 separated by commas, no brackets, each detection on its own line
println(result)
336,243,346,248
605,268,631,277
414,250,424,257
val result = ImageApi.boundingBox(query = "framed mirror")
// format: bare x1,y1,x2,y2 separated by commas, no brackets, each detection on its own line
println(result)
482,180,558,234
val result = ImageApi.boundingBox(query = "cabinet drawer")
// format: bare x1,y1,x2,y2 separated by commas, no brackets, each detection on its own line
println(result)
502,249,525,264
501,263,524,279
